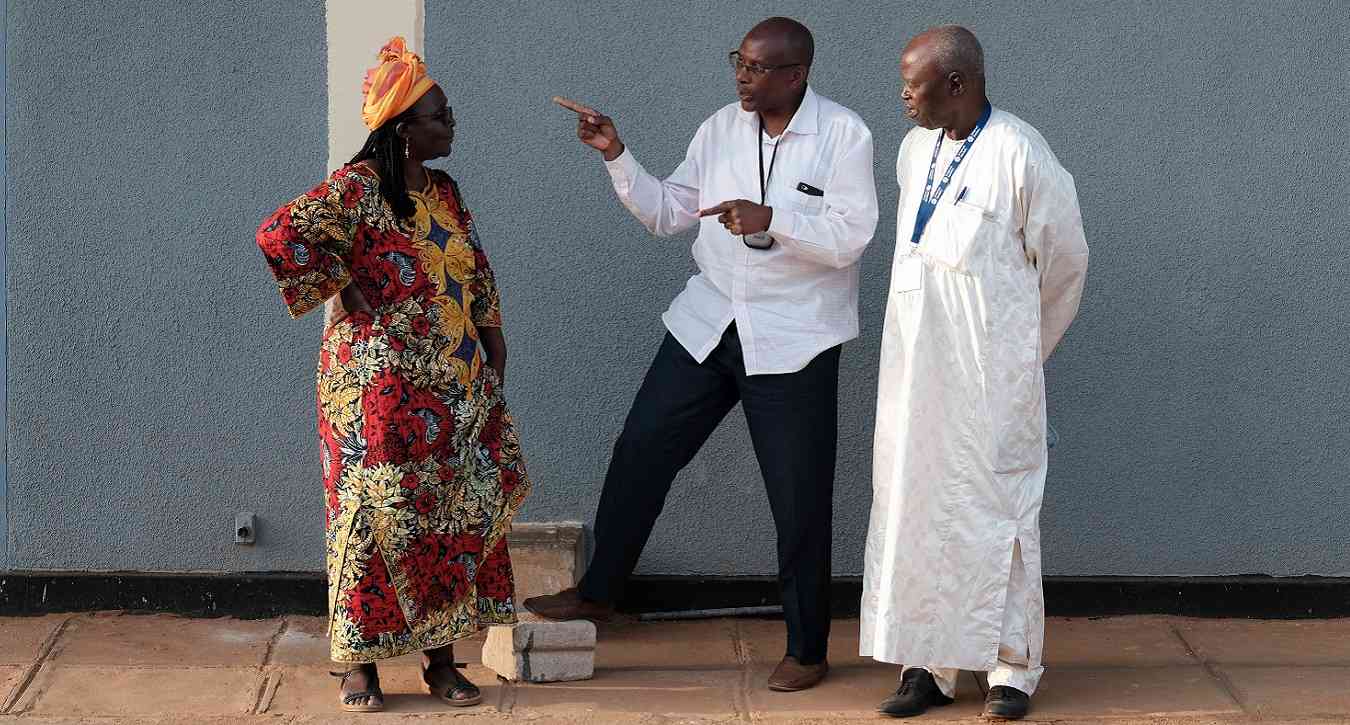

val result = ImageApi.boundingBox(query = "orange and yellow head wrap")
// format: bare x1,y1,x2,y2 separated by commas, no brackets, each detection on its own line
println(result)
361,36,437,131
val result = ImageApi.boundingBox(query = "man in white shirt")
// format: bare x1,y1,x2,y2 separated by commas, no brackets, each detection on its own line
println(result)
859,26,1088,720
526,16,878,692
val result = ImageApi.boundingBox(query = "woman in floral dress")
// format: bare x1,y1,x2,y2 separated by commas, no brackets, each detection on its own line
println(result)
256,38,530,712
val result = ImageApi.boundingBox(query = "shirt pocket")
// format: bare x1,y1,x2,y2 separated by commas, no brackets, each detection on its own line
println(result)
787,190,826,216
921,197,1001,274
750,194,825,266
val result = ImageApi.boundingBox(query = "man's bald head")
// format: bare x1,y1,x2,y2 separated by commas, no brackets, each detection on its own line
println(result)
907,25,984,85
899,25,988,131
746,16,814,68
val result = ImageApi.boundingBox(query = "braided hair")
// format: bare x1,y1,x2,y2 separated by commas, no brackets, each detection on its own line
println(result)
350,110,417,219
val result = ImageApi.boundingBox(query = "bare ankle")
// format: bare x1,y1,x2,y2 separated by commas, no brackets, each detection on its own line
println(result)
334,662,377,691
422,645,454,667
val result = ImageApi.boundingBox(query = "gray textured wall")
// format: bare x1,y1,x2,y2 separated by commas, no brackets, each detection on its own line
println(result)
5,0,327,571
0,0,7,571
6,2,1348,578
425,1,1350,578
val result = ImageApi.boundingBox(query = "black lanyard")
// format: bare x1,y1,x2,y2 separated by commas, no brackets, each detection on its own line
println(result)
758,114,781,203
745,114,780,250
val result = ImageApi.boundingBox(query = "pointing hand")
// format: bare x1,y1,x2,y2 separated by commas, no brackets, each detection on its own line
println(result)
698,199,773,237
553,96,625,162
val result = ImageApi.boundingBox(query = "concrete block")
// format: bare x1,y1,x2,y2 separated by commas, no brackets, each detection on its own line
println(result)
482,619,596,682
504,521,586,602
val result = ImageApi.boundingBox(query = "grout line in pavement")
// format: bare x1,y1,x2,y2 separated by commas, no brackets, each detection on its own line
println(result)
730,619,754,722
1170,623,1253,718
253,669,282,714
249,669,269,716
261,615,289,667
0,614,74,714
251,614,288,714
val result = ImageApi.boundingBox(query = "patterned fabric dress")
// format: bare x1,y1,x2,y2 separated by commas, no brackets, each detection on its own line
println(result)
257,163,531,662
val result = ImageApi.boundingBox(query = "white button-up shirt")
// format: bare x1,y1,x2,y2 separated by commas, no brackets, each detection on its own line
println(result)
604,87,879,375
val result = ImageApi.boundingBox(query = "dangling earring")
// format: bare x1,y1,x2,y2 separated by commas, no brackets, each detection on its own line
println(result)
404,140,410,160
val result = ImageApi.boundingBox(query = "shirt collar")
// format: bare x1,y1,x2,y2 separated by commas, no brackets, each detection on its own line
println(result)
736,85,820,136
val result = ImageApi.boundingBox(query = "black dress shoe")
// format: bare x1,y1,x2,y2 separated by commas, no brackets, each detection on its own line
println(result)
878,668,955,718
983,685,1030,720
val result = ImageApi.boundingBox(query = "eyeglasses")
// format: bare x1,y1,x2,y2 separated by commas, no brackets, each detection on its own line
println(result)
728,51,801,77
407,106,455,127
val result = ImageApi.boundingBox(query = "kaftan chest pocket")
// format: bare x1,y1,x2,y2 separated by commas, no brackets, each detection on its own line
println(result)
922,199,999,273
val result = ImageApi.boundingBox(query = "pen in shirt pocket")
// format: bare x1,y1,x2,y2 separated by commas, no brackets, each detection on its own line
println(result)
955,186,968,203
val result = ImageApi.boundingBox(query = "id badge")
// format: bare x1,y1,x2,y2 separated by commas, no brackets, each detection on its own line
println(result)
895,253,923,293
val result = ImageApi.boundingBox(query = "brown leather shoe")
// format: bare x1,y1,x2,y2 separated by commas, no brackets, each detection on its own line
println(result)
522,587,615,622
767,655,829,692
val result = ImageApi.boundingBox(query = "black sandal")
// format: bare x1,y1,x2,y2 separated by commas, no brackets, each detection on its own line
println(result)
423,661,482,707
330,667,385,713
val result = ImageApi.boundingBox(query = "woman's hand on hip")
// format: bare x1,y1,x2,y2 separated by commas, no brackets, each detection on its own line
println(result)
326,284,374,327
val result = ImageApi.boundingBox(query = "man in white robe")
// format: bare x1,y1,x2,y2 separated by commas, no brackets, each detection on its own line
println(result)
860,26,1089,720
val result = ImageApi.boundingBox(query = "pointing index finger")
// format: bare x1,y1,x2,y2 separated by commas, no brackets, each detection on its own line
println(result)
697,202,734,217
552,95,598,116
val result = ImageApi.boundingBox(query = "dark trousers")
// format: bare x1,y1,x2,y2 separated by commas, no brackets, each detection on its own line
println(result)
579,325,840,664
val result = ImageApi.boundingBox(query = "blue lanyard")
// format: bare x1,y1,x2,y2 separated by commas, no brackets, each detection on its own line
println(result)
910,103,992,244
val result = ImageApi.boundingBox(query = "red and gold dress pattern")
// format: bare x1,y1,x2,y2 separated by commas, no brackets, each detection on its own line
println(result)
257,164,529,662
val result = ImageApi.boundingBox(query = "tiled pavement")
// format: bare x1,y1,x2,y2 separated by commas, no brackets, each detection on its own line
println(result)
2,612,1349,723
